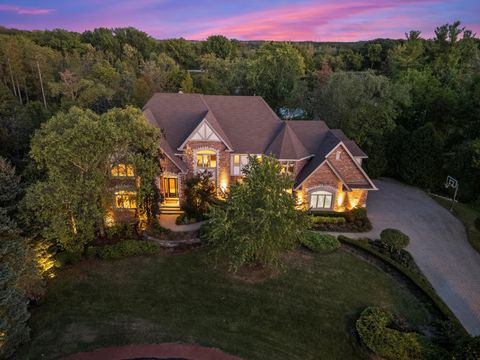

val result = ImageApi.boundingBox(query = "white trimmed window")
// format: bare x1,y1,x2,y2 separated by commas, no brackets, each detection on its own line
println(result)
280,161,295,175
309,190,333,210
231,154,248,175
196,150,217,171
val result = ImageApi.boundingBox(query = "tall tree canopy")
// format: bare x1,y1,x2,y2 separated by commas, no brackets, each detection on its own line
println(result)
26,107,161,252
205,156,310,272
248,42,305,111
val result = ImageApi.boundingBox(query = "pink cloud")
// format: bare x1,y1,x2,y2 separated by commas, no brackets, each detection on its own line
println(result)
0,4,55,15
184,0,437,41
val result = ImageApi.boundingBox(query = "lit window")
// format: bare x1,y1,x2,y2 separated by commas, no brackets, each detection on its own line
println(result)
309,190,333,210
280,161,295,175
231,154,250,175
196,150,217,169
111,163,134,177
115,191,137,209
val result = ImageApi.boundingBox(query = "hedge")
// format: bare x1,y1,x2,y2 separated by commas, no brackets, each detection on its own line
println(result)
338,235,467,336
87,240,159,260
301,232,340,253
311,216,346,224
380,228,410,250
356,307,447,360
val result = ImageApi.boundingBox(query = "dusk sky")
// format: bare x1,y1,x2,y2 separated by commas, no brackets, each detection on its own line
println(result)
0,0,479,41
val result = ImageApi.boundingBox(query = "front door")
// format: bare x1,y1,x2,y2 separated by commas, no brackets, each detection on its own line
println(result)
163,177,179,199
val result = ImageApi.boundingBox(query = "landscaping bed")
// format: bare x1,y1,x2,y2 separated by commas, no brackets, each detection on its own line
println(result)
18,249,441,360
310,207,372,232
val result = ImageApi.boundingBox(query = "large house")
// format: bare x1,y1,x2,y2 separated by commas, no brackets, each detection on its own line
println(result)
136,92,377,216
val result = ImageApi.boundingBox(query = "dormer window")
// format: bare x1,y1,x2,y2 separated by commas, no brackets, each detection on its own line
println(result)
111,163,134,177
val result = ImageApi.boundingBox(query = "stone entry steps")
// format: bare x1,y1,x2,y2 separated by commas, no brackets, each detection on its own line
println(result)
159,204,184,215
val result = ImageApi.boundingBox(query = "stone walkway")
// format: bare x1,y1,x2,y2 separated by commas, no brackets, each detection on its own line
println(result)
158,214,206,232
63,343,242,360
345,178,480,335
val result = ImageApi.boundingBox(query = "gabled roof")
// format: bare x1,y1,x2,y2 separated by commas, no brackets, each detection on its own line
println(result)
265,122,311,160
294,141,377,190
144,93,374,189
177,111,233,151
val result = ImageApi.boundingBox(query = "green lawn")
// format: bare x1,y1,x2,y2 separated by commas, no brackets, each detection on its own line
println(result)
19,249,440,360
433,196,480,254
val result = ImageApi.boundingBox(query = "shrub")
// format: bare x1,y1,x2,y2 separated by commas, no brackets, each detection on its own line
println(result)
104,223,138,241
93,240,158,260
380,228,410,251
454,336,480,360
356,307,447,360
175,213,198,225
183,172,217,219
301,232,340,253
345,206,368,222
54,251,82,267
311,216,346,224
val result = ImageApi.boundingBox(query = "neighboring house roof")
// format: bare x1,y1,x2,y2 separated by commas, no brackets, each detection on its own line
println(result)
144,93,374,190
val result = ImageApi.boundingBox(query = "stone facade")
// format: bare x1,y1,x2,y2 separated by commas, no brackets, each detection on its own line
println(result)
157,141,370,213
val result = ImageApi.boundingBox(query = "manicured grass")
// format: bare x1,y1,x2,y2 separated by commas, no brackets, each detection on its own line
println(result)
19,250,439,360
433,196,480,254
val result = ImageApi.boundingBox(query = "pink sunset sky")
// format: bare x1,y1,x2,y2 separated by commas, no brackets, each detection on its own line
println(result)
0,0,479,41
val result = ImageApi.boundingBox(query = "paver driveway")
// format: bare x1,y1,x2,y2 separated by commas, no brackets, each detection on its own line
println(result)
358,178,480,335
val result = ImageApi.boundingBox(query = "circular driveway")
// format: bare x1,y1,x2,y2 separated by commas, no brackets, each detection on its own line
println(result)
361,178,480,335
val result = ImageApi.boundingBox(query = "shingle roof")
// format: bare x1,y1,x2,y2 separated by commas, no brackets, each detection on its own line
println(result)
144,93,372,188
265,122,311,159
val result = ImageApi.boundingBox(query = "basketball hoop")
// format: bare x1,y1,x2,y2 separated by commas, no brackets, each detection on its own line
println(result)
444,175,459,211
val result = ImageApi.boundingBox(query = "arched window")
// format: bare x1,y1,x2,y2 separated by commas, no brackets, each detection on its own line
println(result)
309,190,333,210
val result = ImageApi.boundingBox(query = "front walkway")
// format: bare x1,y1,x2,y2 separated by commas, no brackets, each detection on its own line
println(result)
63,343,242,360
347,178,480,335
158,214,206,232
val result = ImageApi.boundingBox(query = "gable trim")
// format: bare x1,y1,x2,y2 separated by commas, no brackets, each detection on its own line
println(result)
177,118,233,151
294,141,377,191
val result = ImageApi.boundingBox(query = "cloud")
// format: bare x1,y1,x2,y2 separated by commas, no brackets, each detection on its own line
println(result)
183,0,438,41
0,4,55,15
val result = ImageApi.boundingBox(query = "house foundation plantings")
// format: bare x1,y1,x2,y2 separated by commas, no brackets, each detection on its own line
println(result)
310,207,372,232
